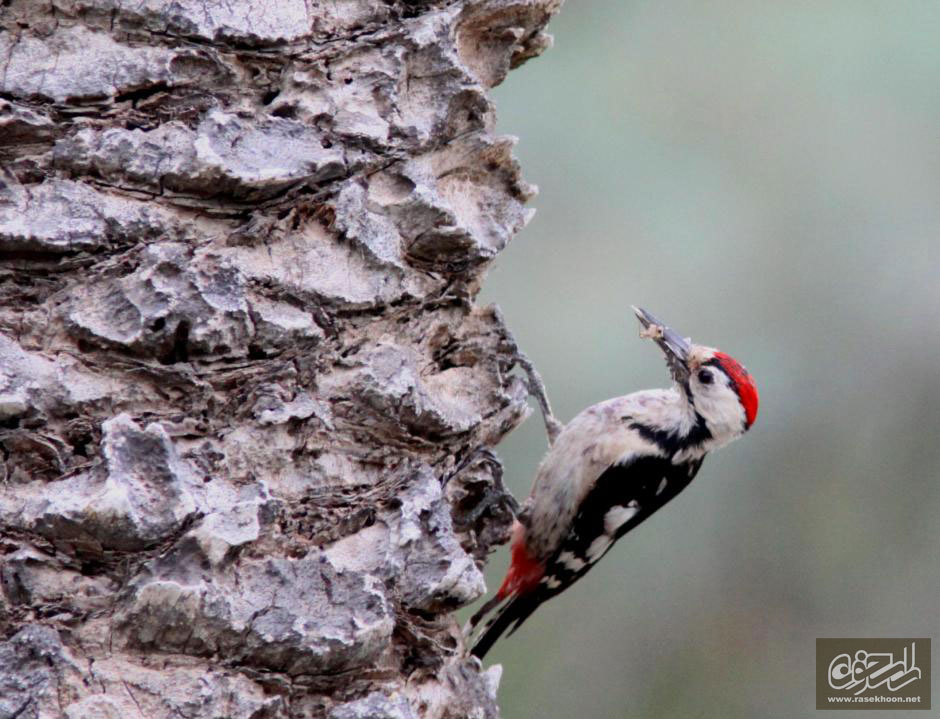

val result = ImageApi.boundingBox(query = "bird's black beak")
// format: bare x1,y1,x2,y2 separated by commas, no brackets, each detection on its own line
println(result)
632,306,692,383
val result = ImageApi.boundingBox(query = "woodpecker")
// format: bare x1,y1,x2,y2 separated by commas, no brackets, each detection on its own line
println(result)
469,307,758,659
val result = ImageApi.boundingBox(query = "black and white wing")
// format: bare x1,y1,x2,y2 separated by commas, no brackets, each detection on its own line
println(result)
471,452,704,658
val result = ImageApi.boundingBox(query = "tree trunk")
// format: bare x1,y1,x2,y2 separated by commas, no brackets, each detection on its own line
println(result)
0,1,561,717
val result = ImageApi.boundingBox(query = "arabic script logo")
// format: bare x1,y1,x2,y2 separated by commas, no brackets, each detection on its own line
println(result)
816,638,930,710
827,643,921,695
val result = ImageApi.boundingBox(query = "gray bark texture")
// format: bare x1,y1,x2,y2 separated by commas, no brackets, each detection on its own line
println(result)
0,1,562,717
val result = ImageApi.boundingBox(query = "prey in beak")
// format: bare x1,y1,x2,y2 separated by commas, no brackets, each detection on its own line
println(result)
632,306,692,384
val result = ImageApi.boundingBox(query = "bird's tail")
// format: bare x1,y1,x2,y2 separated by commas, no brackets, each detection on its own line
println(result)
469,591,541,659
466,520,545,658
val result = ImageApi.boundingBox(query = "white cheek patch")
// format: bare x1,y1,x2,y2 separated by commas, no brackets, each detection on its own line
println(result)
603,505,639,535
587,536,612,563
558,551,586,573
693,380,747,444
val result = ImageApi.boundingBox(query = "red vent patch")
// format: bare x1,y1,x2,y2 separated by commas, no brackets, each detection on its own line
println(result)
497,522,544,599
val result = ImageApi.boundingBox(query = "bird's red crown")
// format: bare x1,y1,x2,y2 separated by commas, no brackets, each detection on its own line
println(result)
713,352,759,428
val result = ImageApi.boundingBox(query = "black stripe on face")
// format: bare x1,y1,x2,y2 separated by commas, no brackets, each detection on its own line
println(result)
702,357,737,391
533,454,705,600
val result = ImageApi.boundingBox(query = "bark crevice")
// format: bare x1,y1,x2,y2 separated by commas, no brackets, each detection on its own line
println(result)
0,1,563,716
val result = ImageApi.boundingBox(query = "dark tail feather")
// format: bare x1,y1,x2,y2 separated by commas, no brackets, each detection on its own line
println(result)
470,592,541,659
469,592,505,631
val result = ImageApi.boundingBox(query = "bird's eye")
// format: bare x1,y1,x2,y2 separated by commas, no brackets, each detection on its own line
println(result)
698,369,714,385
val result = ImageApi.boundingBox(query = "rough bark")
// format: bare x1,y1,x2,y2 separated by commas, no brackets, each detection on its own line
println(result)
0,1,561,717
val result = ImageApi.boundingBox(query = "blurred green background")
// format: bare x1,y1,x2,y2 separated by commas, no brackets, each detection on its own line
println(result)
474,1,940,716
